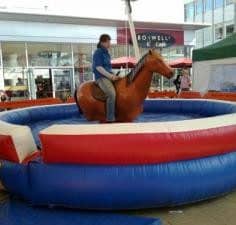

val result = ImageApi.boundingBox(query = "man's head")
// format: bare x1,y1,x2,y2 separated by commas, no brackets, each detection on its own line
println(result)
98,34,111,49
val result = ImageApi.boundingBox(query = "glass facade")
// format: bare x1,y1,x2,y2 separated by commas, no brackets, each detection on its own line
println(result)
185,2,195,22
205,0,212,12
214,0,224,9
196,0,203,15
27,43,72,67
184,0,236,48
0,41,193,99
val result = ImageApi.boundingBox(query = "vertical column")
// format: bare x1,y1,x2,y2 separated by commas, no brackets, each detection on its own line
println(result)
222,0,226,39
160,48,164,91
25,42,31,99
212,0,215,43
71,43,75,93
200,0,205,47
0,42,4,90
91,44,95,81
234,1,236,32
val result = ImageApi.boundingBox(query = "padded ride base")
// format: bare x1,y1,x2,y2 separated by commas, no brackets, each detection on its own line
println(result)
1,99,236,209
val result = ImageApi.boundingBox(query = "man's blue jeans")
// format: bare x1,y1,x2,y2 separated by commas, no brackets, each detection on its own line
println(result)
96,77,116,122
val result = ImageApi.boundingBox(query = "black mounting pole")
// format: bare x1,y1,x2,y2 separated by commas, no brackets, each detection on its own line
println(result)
125,0,132,14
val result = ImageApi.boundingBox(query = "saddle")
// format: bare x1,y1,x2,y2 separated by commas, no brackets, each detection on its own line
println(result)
91,82,107,102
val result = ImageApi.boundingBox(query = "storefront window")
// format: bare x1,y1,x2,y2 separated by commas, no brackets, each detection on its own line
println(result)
184,2,195,22
27,43,72,67
0,44,3,91
151,74,161,91
28,68,73,100
226,0,233,5
150,74,175,92
2,42,26,67
110,44,134,75
73,43,93,85
53,69,73,100
29,69,53,99
163,76,176,91
110,45,127,59
0,69,4,91
226,24,234,37
204,0,212,12
204,27,212,45
214,0,223,9
163,46,185,62
0,45,2,68
129,45,135,57
215,25,223,40
2,42,28,99
3,68,28,100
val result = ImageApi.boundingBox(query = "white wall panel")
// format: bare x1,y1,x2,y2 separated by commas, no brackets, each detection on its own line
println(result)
184,30,195,45
0,21,117,43
193,57,236,92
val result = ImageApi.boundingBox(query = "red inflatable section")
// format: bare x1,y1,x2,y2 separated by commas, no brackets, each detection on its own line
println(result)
0,135,19,163
22,151,41,164
40,125,236,165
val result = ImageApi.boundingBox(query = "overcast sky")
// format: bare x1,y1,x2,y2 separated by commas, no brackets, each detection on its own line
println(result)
0,0,184,23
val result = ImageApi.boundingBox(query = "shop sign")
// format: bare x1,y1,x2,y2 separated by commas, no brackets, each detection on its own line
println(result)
136,32,176,48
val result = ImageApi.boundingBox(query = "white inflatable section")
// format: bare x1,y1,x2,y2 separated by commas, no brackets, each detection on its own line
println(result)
41,111,236,136
0,121,37,163
192,57,236,93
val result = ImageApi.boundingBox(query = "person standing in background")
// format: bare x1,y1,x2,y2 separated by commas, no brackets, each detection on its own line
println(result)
173,74,182,94
180,69,191,92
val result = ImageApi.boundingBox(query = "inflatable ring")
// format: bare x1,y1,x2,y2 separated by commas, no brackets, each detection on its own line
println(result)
0,99,236,210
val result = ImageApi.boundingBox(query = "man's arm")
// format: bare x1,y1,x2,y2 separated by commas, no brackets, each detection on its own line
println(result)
96,66,114,80
96,66,120,81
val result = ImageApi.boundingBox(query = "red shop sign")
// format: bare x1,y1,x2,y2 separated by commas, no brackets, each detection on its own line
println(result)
117,28,184,47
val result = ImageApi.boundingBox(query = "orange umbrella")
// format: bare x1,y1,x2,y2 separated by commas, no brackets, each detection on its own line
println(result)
111,56,137,69
169,58,192,68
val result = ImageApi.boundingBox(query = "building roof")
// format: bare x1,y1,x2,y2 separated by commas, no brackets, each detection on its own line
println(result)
0,11,209,31
193,33,236,62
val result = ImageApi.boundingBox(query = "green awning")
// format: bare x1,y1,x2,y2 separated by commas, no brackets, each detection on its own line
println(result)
192,33,236,62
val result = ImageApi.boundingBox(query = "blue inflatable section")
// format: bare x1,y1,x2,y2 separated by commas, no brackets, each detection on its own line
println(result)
1,100,236,125
0,198,161,225
1,151,236,209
